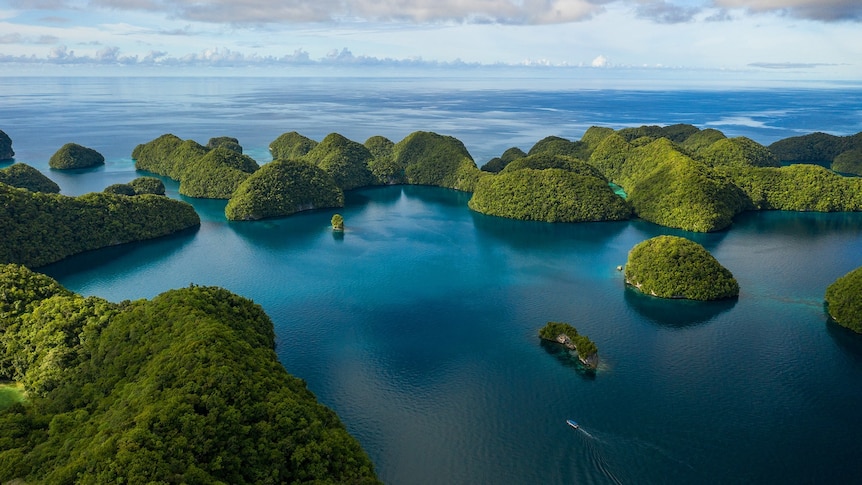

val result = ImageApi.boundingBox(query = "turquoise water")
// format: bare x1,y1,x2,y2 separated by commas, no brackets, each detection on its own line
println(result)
5,77,862,483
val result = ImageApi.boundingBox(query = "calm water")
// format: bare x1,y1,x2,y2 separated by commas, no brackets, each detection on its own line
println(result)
4,77,862,484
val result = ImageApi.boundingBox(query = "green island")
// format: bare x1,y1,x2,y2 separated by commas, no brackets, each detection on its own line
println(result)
0,264,380,484
623,235,739,301
538,321,599,370
0,181,200,267
0,163,60,193
332,213,345,231
825,266,862,333
769,131,862,175
0,129,13,160
48,143,105,170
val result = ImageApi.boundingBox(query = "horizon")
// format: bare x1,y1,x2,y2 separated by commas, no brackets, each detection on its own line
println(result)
1,0,861,85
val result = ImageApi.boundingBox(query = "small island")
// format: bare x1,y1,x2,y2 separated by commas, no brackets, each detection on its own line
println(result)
0,129,14,160
825,266,862,333
48,143,105,169
538,321,599,370
331,213,345,231
0,163,60,193
624,235,739,301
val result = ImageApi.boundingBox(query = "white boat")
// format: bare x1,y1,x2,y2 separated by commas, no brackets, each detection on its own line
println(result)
566,419,579,429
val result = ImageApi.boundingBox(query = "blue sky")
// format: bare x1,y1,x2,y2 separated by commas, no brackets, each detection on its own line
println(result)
1,0,861,82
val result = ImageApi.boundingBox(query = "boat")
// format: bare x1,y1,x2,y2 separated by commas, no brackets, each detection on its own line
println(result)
566,419,579,430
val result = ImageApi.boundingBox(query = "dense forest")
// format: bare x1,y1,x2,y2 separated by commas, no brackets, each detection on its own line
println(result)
769,131,862,175
0,163,60,194
825,266,862,333
538,321,599,369
0,180,199,267
0,264,381,484
48,143,105,170
624,235,739,301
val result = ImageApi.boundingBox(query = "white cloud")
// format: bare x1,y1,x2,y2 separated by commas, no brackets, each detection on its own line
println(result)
591,54,608,67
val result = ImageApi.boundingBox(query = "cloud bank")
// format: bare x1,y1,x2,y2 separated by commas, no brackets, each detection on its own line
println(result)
713,0,862,22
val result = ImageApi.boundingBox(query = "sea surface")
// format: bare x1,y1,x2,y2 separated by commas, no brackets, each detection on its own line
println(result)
3,76,862,484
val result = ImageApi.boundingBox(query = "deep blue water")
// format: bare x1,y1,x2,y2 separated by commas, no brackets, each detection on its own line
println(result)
4,77,862,484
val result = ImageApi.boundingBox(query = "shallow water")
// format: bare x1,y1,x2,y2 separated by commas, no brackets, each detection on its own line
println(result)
4,76,862,483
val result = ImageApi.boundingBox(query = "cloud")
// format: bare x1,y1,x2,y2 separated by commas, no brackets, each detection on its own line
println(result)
635,0,701,24
82,0,610,25
714,0,862,22
748,61,840,69
591,54,608,67
0,32,59,44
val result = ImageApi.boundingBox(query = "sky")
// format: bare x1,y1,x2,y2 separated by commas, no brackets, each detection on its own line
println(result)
1,0,861,82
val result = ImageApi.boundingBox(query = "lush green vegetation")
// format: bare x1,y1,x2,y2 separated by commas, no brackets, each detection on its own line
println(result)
331,213,344,231
722,164,862,211
364,136,401,184
538,321,598,369
48,143,105,170
825,266,862,333
178,147,259,199
624,235,739,301
207,136,243,153
269,131,318,160
0,264,381,484
304,133,377,190
769,131,862,175
501,153,605,178
0,383,24,411
128,176,166,195
697,137,780,168
469,167,631,223
0,163,60,193
0,182,200,267
527,136,591,160
225,160,344,221
0,130,13,160
394,131,482,191
133,136,258,199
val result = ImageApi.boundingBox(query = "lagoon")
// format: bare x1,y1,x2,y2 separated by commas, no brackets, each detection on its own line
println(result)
5,76,862,483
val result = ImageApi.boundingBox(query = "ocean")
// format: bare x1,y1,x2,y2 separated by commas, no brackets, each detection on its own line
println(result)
3,75,862,483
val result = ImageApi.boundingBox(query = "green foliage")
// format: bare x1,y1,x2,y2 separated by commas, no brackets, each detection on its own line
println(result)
768,131,847,165
225,160,344,221
207,136,243,154
624,235,739,301
132,133,184,176
580,126,616,151
0,129,13,160
331,213,344,231
0,383,24,411
0,267,381,484
527,136,591,160
697,137,779,168
501,154,606,179
269,131,318,160
480,157,506,173
128,176,165,196
48,143,105,170
103,183,136,196
832,148,862,175
538,322,598,362
365,136,402,184
468,167,631,223
616,125,668,142
0,163,60,193
304,133,377,190
0,183,200,267
825,266,862,333
501,146,527,163
723,164,862,211
394,131,481,191
179,147,259,199
679,128,727,154
661,124,702,143
587,133,634,181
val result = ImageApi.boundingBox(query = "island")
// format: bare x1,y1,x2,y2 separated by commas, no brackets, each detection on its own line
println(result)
0,163,60,193
623,235,739,301
0,129,13,160
104,176,167,196
0,181,200,267
538,321,599,370
825,266,862,333
0,264,381,484
48,142,105,169
332,213,345,231
769,131,862,175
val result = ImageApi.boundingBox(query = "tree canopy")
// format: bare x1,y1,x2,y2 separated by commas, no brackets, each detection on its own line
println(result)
304,133,377,190
394,131,482,191
0,163,60,193
269,131,318,160
225,159,344,221
624,235,739,301
825,266,862,333
0,264,381,484
0,182,200,267
48,143,105,170
0,129,13,160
